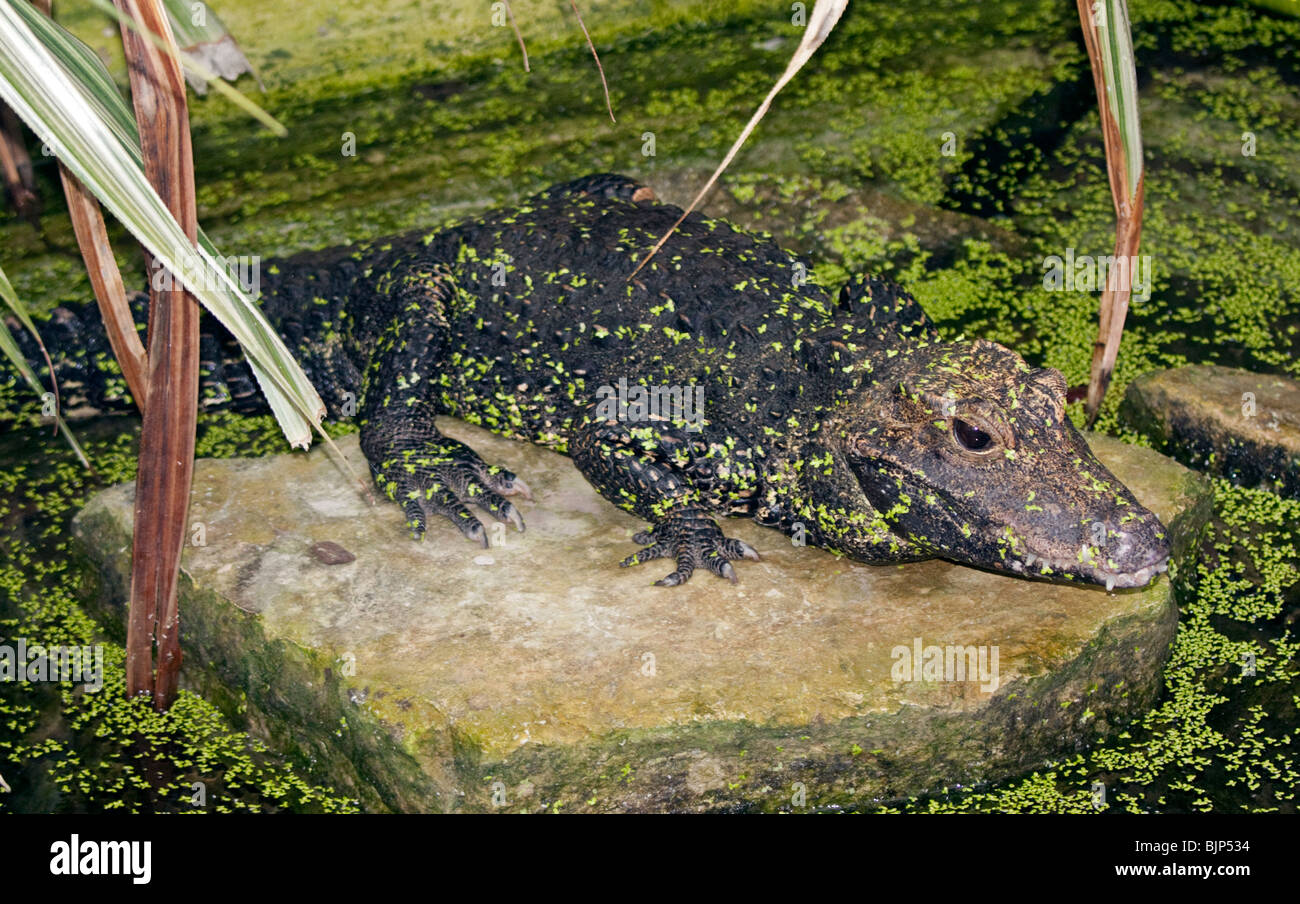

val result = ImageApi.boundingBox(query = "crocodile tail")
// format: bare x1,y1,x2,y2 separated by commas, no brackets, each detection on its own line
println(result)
532,172,657,204
1,237,380,426
1,290,275,424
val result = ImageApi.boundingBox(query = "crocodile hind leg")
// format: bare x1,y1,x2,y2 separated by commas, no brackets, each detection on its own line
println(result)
358,265,530,546
570,410,762,586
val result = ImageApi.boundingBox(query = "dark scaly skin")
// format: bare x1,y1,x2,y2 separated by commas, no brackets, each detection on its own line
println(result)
10,173,1170,589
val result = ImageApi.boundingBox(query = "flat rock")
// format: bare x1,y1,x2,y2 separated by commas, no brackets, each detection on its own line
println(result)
1122,365,1300,498
73,421,1211,812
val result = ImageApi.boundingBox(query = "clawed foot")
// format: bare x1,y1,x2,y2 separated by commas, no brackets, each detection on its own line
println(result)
620,508,760,586
373,436,531,547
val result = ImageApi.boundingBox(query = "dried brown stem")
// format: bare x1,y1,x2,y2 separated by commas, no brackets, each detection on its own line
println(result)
1076,0,1145,427
0,103,39,225
502,0,530,73
114,0,201,710
1084,178,1144,426
628,0,848,280
57,166,150,410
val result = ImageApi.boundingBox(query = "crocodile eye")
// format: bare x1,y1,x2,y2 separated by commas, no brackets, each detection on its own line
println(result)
952,418,993,452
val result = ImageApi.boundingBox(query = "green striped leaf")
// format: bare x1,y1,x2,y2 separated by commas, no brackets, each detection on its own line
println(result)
0,1,322,448
1094,0,1143,198
161,0,258,94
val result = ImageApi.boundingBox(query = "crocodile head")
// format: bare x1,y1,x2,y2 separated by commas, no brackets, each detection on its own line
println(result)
839,339,1170,589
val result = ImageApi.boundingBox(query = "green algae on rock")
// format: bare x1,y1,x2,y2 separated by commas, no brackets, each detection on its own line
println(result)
0,0,1078,321
72,421,1211,812
0,423,360,814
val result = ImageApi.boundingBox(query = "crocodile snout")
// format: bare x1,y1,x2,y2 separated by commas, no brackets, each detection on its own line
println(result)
1083,518,1171,590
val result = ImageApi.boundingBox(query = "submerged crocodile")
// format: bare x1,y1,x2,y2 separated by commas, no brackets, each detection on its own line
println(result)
13,173,1170,589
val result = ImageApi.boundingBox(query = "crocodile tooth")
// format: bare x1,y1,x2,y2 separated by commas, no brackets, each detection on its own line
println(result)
1011,560,1024,572
1105,576,1115,592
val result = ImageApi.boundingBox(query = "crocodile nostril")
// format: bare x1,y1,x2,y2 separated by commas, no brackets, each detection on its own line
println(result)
1107,524,1170,572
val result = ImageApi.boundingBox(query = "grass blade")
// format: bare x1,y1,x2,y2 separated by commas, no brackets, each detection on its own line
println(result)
58,165,150,409
629,0,848,280
501,0,530,72
0,263,90,467
569,2,614,123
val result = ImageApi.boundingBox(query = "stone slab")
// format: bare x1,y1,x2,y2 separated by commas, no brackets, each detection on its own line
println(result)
1123,365,1299,498
73,421,1212,812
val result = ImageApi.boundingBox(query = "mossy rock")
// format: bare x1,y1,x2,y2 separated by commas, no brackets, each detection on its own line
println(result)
72,422,1211,812
1122,365,1300,499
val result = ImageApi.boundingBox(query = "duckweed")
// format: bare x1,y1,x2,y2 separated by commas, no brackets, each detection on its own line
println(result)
1,0,1297,812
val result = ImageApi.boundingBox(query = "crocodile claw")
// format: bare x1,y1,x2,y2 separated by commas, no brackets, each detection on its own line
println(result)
620,508,760,587
374,435,529,544
504,475,533,502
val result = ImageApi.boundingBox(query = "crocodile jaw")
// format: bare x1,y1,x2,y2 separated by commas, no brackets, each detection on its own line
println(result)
1009,548,1170,590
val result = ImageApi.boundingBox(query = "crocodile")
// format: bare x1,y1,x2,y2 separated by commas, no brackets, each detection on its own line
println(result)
10,173,1170,590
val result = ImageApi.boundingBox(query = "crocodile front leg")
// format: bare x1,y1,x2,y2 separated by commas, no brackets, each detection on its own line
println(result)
358,264,530,546
363,416,531,545
570,410,762,586
620,509,760,586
